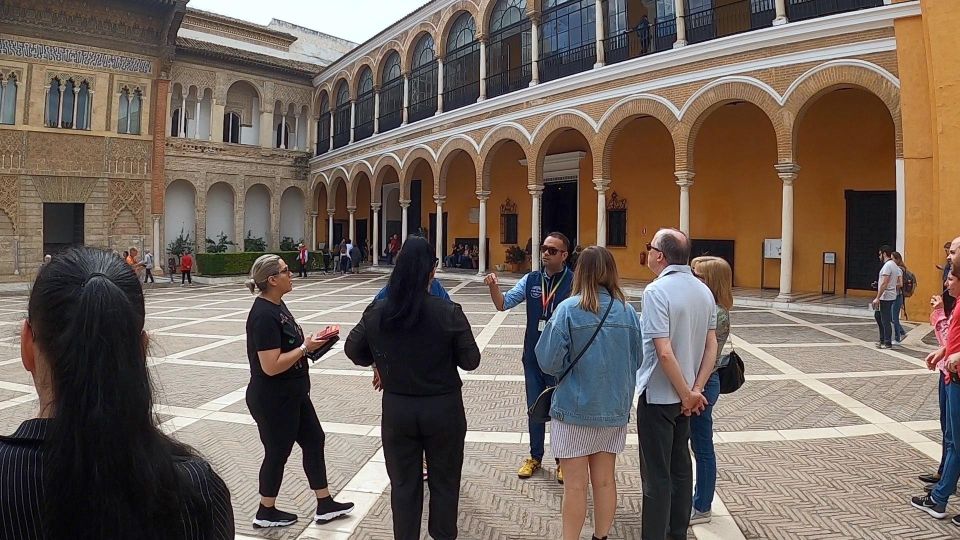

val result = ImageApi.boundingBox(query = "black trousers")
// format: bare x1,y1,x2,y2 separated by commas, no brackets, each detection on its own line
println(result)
143,269,154,283
181,270,192,284
874,299,895,345
299,260,308,278
382,391,466,540
637,393,692,540
246,378,328,497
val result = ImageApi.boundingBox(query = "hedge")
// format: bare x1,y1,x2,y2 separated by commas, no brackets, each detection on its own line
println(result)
196,251,328,276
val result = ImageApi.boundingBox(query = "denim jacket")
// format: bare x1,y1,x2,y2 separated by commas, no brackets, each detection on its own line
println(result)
535,291,642,427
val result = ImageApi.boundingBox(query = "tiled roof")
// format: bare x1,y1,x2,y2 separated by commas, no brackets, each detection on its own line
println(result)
176,37,321,76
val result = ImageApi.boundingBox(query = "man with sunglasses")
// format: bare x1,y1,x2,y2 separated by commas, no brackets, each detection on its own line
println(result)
484,232,573,482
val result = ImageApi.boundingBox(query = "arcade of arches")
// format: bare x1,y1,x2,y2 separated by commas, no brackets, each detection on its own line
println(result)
311,82,899,306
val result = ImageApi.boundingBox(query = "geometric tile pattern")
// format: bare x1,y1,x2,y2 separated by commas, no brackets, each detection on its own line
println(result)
0,272,946,539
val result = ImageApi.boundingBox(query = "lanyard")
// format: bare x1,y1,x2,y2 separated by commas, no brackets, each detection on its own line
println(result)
541,268,567,318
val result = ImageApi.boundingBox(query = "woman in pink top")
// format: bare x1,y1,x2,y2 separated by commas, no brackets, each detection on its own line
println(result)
913,264,960,522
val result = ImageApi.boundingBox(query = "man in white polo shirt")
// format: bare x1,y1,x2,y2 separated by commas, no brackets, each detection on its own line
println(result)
637,228,718,539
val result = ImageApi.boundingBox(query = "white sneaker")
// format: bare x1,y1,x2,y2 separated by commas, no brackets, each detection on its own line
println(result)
689,509,712,525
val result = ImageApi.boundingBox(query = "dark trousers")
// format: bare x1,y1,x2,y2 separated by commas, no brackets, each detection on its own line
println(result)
873,299,895,345
382,391,466,540
181,270,192,284
299,259,308,278
940,376,947,476
522,350,555,461
637,393,692,540
246,380,328,497
143,269,154,283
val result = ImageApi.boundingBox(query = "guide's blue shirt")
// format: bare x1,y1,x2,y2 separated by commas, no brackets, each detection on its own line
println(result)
502,267,572,360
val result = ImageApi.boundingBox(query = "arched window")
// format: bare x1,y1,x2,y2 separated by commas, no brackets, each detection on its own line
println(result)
444,13,479,112
117,87,142,134
0,73,17,125
47,78,61,128
488,0,532,98
355,68,375,141
332,81,351,149
409,34,438,123
276,122,290,149
223,112,241,143
76,81,91,130
62,79,76,129
539,0,597,83
316,93,331,155
48,78,91,130
378,52,403,133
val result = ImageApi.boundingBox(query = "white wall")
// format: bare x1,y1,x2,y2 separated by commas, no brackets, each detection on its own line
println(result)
164,180,196,255
199,96,212,140
206,183,235,243
280,188,305,242
244,184,271,242
242,95,261,145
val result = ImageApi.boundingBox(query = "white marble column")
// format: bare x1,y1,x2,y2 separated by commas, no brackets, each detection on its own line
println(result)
595,179,609,247
435,196,445,260
776,164,799,301
125,92,133,134
675,171,695,234
400,200,410,240
530,185,543,272
594,0,606,68
293,115,300,150
311,212,318,249
477,191,489,275
348,207,356,242
674,0,688,47
530,18,540,86
373,89,381,134
774,0,788,25
402,74,410,125
280,114,287,149
349,100,356,144
57,84,65,128
153,216,161,270
194,100,201,138
328,113,334,151
179,95,186,137
71,86,79,129
436,59,445,115
478,37,488,101
327,212,335,250
372,203,381,266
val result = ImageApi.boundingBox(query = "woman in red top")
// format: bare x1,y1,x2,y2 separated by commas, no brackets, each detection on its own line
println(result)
914,263,960,522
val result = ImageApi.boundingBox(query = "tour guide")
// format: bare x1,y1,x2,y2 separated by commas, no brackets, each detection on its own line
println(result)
484,232,573,482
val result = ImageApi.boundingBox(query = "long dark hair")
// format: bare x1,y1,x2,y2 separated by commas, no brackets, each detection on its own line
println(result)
28,247,201,539
383,235,435,330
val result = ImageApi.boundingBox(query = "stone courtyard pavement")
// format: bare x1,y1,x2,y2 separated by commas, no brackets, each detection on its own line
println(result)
0,272,956,539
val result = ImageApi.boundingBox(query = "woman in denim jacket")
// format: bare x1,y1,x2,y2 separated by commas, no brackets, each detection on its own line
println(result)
535,246,641,540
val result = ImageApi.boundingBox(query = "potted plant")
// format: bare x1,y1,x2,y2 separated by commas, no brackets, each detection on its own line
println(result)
505,245,526,273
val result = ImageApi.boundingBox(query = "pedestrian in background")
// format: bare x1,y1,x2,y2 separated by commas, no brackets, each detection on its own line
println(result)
143,249,155,283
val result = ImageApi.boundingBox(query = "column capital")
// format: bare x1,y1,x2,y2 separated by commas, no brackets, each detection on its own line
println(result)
371,202,382,211
476,190,491,201
477,33,489,43
310,211,319,218
593,178,611,192
528,184,544,196
399,199,411,208
433,195,447,205
347,206,357,214
775,163,800,184
675,170,695,187
327,211,335,218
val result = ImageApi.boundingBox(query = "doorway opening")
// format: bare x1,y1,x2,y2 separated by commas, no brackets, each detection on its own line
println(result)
844,190,895,292
43,203,84,255
541,178,578,249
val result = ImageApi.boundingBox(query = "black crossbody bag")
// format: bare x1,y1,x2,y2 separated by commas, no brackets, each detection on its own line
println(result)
528,293,615,424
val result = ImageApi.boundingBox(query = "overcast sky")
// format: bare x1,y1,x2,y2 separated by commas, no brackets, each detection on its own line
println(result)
188,0,429,44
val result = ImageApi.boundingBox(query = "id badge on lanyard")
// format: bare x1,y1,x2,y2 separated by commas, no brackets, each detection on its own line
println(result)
539,269,565,332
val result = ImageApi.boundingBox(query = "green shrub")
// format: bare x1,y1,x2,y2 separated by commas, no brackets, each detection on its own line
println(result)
205,232,235,254
244,230,267,252
196,251,327,276
280,236,302,251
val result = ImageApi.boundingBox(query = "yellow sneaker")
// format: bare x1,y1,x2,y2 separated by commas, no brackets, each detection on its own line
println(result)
557,465,564,484
517,458,541,479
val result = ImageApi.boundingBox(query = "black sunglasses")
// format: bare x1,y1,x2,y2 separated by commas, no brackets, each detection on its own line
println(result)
646,243,662,253
541,246,565,256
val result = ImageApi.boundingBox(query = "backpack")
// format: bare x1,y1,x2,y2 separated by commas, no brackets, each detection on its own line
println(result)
902,269,917,298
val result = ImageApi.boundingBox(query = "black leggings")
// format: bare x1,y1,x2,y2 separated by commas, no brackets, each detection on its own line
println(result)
246,379,328,497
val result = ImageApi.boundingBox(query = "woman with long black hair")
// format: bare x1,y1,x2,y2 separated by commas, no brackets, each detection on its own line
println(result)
244,254,354,528
0,247,234,540
346,235,481,540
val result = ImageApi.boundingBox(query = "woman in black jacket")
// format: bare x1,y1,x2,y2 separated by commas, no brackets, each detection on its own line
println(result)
345,235,480,540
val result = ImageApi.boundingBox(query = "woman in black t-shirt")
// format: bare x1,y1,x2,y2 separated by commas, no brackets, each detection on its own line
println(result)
244,254,353,529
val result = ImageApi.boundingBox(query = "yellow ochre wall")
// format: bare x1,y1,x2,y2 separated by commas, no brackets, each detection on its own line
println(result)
794,90,896,296
607,116,678,281
690,104,780,289
488,142,530,269
444,152,480,251
897,0,960,320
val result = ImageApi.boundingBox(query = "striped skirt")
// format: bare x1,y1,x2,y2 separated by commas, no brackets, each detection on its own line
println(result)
551,419,628,459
